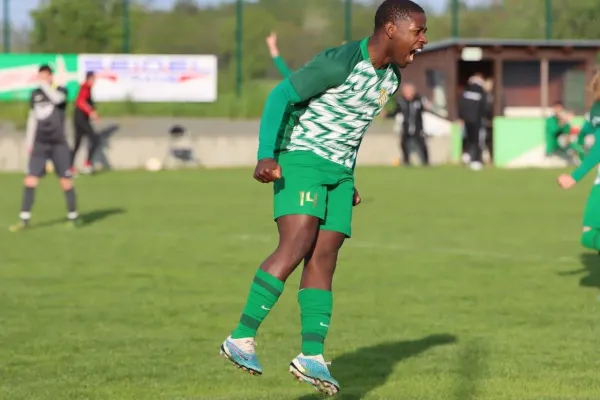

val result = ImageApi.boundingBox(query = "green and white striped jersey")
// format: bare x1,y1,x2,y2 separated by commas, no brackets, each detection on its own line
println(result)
279,37,401,169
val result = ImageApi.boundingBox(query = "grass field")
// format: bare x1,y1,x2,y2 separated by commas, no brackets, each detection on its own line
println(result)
1,166,600,400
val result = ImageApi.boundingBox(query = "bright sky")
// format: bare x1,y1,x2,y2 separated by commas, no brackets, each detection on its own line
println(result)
8,0,487,26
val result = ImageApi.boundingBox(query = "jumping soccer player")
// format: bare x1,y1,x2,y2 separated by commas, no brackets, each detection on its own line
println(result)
71,71,100,175
9,65,79,232
557,70,600,251
220,0,427,395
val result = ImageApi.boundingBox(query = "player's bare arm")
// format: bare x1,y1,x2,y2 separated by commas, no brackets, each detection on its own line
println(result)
265,32,279,58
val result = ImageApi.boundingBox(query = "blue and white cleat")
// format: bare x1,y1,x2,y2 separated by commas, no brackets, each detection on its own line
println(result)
289,353,340,396
220,336,262,376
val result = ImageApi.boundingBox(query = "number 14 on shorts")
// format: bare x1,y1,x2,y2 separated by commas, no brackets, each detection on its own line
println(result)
299,191,318,207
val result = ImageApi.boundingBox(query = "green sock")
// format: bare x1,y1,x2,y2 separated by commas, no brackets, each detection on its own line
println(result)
231,269,284,339
298,288,333,356
581,229,600,251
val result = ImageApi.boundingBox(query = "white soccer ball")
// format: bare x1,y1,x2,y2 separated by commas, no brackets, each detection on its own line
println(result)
145,158,163,172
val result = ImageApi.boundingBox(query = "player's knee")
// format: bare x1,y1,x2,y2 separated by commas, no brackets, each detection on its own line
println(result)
276,239,315,267
306,247,339,271
275,215,320,263
59,178,73,191
275,235,317,267
304,232,345,270
24,175,39,187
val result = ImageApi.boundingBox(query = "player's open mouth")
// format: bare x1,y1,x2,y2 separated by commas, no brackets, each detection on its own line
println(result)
407,48,422,62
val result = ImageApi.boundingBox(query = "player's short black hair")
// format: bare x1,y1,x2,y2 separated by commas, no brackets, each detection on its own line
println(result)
38,64,53,74
86,71,95,80
374,0,425,30
553,101,564,107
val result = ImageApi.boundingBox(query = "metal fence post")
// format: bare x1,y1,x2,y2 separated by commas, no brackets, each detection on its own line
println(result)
123,0,130,53
345,0,351,43
3,0,10,53
236,0,243,97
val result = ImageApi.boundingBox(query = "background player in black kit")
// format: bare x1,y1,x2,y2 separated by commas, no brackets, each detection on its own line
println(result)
10,65,80,232
458,72,488,171
388,82,431,166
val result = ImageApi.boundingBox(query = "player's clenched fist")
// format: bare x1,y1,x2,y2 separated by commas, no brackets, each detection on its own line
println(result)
352,187,361,206
254,158,282,183
557,174,576,189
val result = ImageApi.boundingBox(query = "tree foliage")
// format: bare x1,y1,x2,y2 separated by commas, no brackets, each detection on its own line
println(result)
28,0,600,80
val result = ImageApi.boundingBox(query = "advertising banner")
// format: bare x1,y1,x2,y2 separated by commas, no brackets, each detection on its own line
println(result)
78,54,218,102
0,54,79,101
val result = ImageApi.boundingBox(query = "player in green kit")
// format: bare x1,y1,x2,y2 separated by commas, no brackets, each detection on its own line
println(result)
545,101,585,162
219,0,428,396
558,71,600,251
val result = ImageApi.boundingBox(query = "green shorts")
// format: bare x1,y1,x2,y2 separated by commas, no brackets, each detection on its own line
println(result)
274,151,355,237
583,184,600,228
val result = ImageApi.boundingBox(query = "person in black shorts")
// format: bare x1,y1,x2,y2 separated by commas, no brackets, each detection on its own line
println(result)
388,83,430,166
10,65,80,232
71,71,100,175
458,72,487,171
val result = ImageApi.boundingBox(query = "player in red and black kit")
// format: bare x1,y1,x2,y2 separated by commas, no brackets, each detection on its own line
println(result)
71,71,100,175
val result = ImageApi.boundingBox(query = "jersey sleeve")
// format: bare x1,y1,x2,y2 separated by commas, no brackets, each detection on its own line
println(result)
256,79,302,160
571,126,600,182
581,120,594,132
257,47,355,160
287,50,351,102
590,104,600,129
577,120,594,145
272,56,292,78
